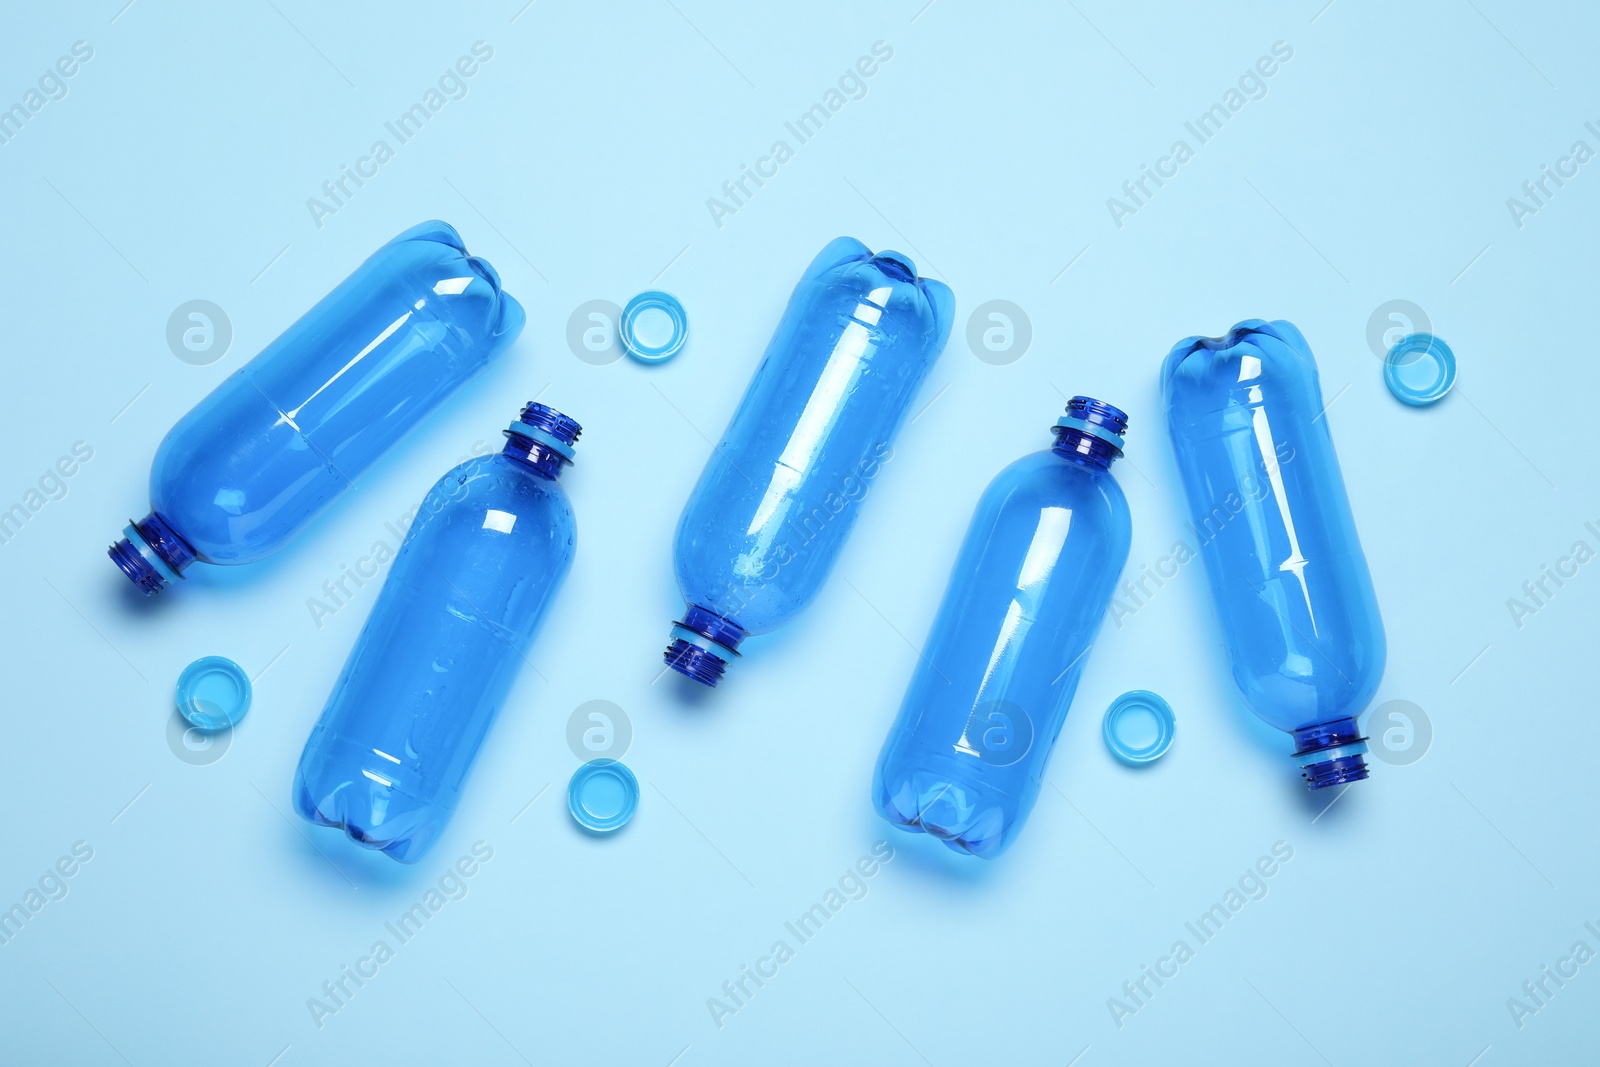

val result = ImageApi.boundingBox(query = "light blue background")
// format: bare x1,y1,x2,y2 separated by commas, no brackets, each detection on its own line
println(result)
2,2,1596,1064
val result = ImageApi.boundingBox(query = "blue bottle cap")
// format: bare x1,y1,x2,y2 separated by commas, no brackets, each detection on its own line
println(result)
1103,690,1175,765
620,290,689,363
567,759,639,833
1383,332,1456,406
176,656,252,732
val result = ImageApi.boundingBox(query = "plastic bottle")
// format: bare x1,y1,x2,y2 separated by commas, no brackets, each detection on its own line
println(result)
664,237,955,686
873,398,1132,858
1162,320,1385,788
293,402,579,862
109,221,524,594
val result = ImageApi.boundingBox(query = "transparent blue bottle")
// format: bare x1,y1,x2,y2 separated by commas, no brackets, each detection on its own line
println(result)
873,398,1132,858
110,221,524,594
1162,320,1385,788
664,237,955,685
293,402,579,863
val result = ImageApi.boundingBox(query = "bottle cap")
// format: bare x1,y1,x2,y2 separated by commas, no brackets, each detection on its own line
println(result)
176,656,252,732
620,290,689,363
1103,690,1175,764
1383,332,1456,406
568,759,639,833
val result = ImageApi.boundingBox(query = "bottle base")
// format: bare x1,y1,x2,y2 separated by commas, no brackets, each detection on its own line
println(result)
874,771,1012,859
292,771,445,864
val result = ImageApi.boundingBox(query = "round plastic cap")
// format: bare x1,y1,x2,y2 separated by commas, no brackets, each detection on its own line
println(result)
1383,332,1456,406
620,290,689,364
568,759,639,833
176,656,252,732
1103,690,1175,765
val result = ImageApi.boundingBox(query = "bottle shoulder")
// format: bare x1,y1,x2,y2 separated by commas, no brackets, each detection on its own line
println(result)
985,449,1129,519
417,454,574,534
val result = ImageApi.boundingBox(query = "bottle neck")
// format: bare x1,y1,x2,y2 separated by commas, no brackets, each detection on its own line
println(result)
1051,426,1119,471
501,432,568,479
501,401,580,479
663,606,748,688
680,605,747,651
1293,717,1370,789
109,511,196,594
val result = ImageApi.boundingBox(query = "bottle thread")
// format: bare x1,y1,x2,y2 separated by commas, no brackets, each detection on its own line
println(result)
664,606,747,687
1293,717,1370,789
108,512,195,595
1052,396,1128,470
503,401,582,478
